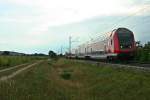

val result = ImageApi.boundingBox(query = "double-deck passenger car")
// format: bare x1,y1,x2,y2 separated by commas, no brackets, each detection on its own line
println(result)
69,28,136,60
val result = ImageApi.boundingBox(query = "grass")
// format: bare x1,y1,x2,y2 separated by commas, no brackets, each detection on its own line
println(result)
0,64,29,77
60,69,72,80
1,58,150,100
0,56,46,70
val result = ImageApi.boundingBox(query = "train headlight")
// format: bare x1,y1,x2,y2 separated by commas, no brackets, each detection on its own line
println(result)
121,46,123,48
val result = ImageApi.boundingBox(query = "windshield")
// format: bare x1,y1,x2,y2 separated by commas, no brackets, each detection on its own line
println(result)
117,29,133,49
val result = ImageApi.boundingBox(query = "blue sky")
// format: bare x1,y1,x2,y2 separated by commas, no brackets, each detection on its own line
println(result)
0,0,150,54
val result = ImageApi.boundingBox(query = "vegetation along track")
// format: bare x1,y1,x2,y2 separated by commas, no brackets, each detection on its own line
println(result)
76,59,150,71
0,60,43,81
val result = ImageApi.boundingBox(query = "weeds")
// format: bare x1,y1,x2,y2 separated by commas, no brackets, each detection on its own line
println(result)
0,56,46,69
60,69,72,80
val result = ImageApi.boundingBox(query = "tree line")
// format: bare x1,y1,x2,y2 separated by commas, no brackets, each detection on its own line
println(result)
135,41,150,62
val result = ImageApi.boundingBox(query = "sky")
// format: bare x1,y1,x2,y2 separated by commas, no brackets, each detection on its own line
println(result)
0,0,150,54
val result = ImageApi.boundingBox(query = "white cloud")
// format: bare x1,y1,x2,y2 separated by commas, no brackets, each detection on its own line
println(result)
3,0,150,27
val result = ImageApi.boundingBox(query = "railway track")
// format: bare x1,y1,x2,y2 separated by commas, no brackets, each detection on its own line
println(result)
112,61,150,68
109,62,150,71
75,59,150,71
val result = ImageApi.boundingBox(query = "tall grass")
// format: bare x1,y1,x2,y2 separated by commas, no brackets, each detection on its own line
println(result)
0,56,45,69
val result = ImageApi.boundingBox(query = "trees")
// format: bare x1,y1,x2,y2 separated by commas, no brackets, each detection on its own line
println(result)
48,50,57,59
144,41,150,49
143,41,150,61
135,41,150,62
2,51,10,55
136,41,143,48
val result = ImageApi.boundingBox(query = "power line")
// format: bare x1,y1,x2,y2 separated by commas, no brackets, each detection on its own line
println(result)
68,36,80,54
103,3,150,33
69,36,71,54
89,4,150,42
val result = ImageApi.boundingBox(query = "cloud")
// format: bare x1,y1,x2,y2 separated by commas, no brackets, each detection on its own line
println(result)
2,0,150,29
0,0,150,53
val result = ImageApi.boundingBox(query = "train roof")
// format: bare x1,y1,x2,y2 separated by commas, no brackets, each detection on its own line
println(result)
116,27,133,33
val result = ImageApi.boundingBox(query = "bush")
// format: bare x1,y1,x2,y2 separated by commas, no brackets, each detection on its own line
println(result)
60,70,72,80
134,41,150,62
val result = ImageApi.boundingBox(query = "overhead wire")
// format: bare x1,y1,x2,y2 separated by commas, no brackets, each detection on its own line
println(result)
89,2,150,42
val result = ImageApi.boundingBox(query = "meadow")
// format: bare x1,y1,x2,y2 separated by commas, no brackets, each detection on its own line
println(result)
0,56,45,70
0,58,150,100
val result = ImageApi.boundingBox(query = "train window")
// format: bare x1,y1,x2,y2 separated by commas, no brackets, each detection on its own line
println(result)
117,30,133,49
75,50,78,54
91,48,92,52
111,39,112,45
110,34,112,37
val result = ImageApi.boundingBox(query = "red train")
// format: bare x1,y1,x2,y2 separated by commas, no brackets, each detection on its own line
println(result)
68,27,136,60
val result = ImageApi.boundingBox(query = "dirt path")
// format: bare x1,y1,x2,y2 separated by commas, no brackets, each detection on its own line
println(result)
0,63,29,73
0,60,43,81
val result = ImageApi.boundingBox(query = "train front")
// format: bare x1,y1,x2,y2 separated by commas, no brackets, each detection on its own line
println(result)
114,28,136,59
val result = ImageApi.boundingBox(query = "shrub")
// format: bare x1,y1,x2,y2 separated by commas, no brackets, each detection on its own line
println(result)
60,70,72,80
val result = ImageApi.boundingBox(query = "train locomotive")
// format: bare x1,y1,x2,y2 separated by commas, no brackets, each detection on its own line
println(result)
69,27,136,60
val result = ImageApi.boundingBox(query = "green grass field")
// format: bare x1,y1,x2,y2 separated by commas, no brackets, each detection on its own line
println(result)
0,58,150,100
0,56,46,70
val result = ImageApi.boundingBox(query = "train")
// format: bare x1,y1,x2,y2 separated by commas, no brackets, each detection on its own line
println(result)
67,27,136,60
